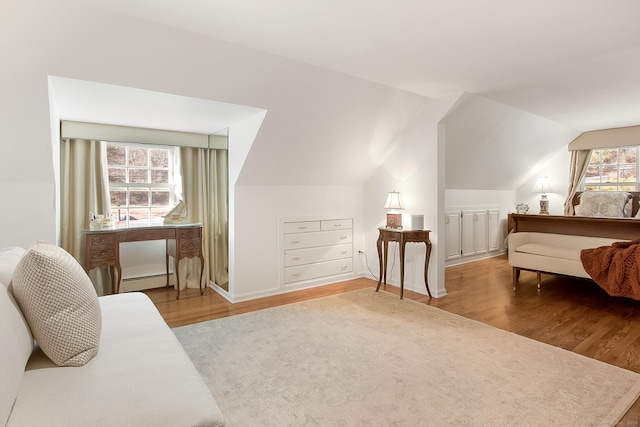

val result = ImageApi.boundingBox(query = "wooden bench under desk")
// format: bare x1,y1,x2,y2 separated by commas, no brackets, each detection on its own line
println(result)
508,213,640,240
82,223,204,299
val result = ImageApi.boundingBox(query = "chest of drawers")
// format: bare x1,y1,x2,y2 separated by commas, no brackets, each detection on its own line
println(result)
282,218,353,285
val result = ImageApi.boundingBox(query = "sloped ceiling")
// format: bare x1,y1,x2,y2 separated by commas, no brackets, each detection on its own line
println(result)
443,95,581,190
74,0,640,132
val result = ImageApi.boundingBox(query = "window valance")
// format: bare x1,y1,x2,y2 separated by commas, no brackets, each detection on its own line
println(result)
60,121,227,149
568,125,640,151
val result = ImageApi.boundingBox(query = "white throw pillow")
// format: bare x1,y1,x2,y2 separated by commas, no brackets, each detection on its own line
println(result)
575,191,633,218
11,241,101,367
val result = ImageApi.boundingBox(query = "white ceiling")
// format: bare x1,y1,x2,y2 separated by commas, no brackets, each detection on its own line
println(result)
78,0,640,132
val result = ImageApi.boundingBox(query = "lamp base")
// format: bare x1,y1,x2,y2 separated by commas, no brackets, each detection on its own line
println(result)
539,195,550,215
386,212,402,228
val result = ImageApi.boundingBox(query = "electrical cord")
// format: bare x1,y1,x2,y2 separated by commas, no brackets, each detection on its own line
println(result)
359,245,398,283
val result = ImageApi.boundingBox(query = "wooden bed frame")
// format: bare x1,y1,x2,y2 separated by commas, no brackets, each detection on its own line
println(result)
508,191,640,240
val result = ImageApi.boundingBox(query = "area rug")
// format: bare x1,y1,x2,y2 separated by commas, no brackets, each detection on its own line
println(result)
173,289,640,426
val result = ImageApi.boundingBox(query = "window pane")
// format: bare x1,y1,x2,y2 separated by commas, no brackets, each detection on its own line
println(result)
600,185,618,191
620,147,637,164
589,150,601,164
129,189,149,207
150,149,169,168
151,207,171,218
110,189,126,207
601,165,618,183
601,149,618,165
620,184,637,191
129,169,149,183
109,168,126,183
128,148,148,167
151,170,169,183
584,166,601,183
584,185,599,191
620,165,636,182
107,146,126,166
128,208,150,222
151,190,170,206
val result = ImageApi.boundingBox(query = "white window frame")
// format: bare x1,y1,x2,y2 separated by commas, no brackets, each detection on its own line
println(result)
580,146,639,192
107,142,180,225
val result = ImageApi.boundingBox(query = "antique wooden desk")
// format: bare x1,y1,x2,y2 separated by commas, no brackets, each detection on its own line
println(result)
82,223,204,299
376,227,432,299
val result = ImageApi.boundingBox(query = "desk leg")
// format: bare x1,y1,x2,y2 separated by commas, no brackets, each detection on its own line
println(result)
400,241,406,299
108,266,116,295
198,253,205,296
175,258,181,300
376,235,383,292
424,241,432,298
165,240,170,289
115,263,122,294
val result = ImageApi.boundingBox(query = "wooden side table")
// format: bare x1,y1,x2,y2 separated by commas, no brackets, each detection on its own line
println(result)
376,227,432,299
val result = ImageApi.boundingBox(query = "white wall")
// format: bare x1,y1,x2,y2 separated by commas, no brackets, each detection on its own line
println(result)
515,148,571,215
1,0,459,301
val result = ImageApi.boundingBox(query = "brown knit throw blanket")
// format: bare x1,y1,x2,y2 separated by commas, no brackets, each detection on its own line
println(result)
580,239,640,300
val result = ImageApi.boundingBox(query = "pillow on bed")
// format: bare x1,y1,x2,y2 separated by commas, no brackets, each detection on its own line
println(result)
11,240,101,367
575,191,633,218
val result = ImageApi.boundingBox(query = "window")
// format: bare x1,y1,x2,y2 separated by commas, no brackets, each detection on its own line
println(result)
106,143,179,224
582,146,638,192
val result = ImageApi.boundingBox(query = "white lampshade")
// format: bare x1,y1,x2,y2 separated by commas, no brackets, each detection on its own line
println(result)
532,177,552,195
384,191,404,210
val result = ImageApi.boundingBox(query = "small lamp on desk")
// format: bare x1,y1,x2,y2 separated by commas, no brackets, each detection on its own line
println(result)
384,191,404,228
532,177,552,215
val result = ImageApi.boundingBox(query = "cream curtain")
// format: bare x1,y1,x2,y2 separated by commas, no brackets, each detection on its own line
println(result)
178,147,229,290
59,138,112,295
563,149,592,215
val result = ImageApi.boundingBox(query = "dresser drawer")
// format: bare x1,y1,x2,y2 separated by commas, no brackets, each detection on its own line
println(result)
284,243,352,267
284,221,320,234
284,229,352,250
321,219,352,231
284,258,353,284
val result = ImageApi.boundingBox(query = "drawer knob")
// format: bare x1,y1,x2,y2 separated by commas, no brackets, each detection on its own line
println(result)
340,265,348,270
292,273,300,277
334,223,341,227
292,257,300,261
340,251,347,255
340,236,347,240
298,226,307,229
291,240,300,244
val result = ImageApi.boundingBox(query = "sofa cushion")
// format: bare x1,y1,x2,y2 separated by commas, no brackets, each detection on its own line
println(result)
11,241,101,367
8,293,224,427
0,284,34,427
515,243,582,261
575,191,633,218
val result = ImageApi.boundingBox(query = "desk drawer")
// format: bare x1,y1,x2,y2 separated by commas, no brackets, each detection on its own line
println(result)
177,227,201,240
284,258,353,284
179,239,201,254
88,233,117,247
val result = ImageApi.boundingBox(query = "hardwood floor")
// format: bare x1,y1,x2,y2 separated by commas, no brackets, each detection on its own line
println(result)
145,254,640,422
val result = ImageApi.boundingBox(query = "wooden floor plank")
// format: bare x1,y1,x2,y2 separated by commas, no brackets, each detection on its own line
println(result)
145,254,640,423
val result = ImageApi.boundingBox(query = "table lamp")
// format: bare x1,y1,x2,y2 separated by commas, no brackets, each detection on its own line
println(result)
532,177,552,215
384,191,404,228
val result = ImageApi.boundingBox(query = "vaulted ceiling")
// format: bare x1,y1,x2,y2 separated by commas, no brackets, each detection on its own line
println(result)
78,0,640,132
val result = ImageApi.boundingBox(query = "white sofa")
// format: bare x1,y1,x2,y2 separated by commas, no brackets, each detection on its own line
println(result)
0,246,224,427
508,232,624,290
